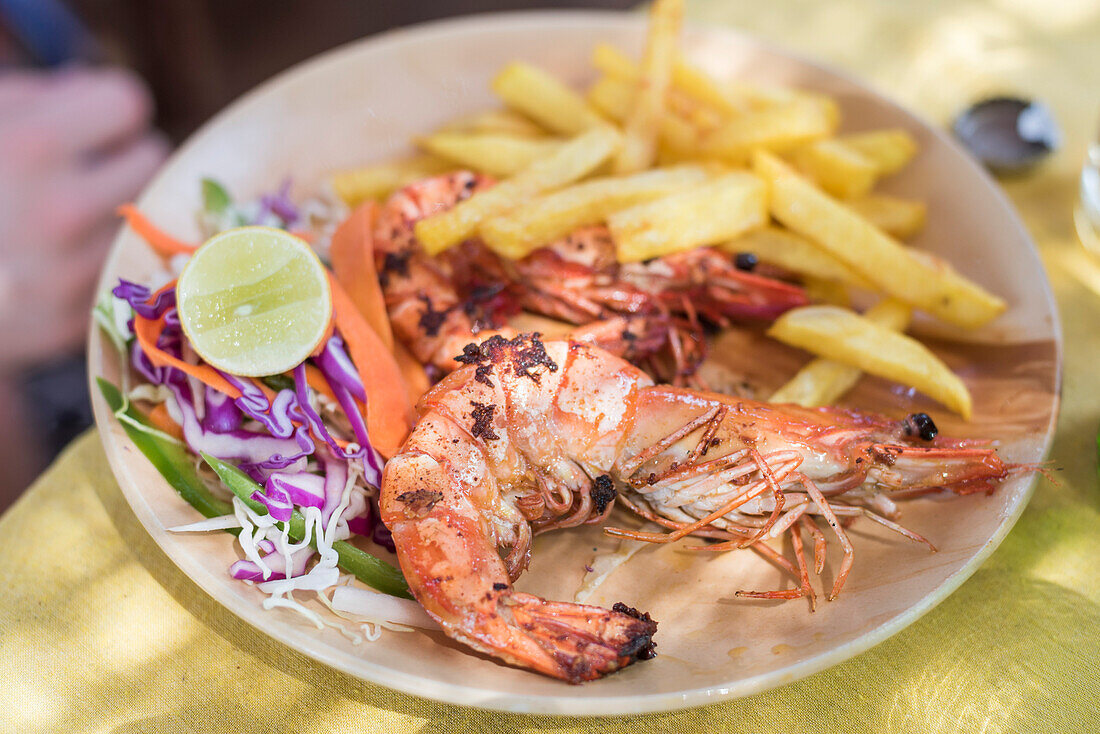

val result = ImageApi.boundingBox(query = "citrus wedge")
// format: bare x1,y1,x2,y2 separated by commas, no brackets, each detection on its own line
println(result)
176,227,332,377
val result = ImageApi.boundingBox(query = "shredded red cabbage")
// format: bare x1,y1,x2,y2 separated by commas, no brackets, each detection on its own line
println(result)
117,274,397,572
258,179,299,226
290,362,378,479
315,335,367,403
347,497,395,552
250,481,294,522
202,387,242,433
268,471,325,510
310,345,385,485
113,280,176,320
319,451,349,523
230,547,314,582
165,372,308,470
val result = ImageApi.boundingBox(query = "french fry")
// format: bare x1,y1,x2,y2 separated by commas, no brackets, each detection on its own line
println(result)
722,225,874,290
753,150,1005,328
609,171,766,262
586,75,634,119
790,139,878,199
698,97,839,164
491,62,607,135
846,193,927,239
726,82,807,109
671,54,747,117
329,154,452,206
417,132,564,178
613,0,683,173
591,42,642,81
479,164,710,259
837,129,918,175
767,304,970,417
591,43,729,128
587,75,700,154
770,299,912,406
414,125,622,255
803,277,851,307
435,108,547,137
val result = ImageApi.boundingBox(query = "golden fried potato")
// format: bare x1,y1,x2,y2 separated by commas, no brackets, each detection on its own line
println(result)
587,75,701,155
722,225,873,290
767,304,970,417
609,171,766,262
837,129,918,175
435,108,548,137
329,154,453,206
479,165,709,259
670,54,747,117
769,298,912,406
613,0,683,174
414,125,622,255
417,132,564,178
723,82,833,112
845,193,927,239
697,97,838,164
753,150,1005,328
491,62,607,135
591,43,734,125
802,276,851,307
790,138,878,199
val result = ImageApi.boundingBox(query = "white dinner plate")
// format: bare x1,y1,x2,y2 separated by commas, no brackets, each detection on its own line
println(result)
89,10,1061,715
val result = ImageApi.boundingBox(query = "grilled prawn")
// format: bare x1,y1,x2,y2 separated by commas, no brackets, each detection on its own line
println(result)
380,335,1022,680
371,171,807,382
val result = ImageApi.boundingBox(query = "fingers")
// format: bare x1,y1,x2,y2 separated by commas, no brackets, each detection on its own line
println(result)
0,67,165,373
2,67,155,163
0,221,116,369
60,217,119,308
0,70,51,109
52,133,170,244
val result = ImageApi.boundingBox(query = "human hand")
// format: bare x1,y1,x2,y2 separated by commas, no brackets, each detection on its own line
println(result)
0,67,169,373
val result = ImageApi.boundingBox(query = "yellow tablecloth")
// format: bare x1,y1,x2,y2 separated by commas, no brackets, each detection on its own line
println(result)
3,1,1099,731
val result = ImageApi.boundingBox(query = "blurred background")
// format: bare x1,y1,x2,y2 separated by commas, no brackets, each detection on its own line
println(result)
65,0,637,142
0,0,634,509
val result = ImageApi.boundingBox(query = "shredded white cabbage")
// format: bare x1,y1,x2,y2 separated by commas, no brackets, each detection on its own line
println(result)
128,383,171,404
92,289,131,356
329,585,437,630
228,459,400,642
168,515,241,533
298,186,349,261
232,496,276,580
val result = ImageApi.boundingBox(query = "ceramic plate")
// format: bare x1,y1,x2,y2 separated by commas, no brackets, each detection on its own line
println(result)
89,11,1061,715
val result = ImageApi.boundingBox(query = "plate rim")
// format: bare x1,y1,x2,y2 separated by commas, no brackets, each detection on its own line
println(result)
87,8,1064,715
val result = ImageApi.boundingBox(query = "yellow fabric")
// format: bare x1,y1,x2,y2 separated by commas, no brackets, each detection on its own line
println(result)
3,1,1100,731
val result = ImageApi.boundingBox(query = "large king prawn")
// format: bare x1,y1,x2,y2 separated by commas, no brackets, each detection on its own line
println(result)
380,335,1022,682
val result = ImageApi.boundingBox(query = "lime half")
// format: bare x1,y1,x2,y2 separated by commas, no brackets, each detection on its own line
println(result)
176,226,332,377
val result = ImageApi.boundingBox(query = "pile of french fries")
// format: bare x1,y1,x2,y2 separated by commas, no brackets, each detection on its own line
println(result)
328,0,1005,420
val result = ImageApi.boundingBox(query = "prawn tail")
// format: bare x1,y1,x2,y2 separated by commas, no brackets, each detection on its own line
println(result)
503,593,658,683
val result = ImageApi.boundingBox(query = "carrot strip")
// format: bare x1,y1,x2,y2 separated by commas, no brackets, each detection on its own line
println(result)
329,274,414,457
134,314,242,398
304,364,339,404
394,340,430,407
249,377,278,402
132,283,242,399
117,204,198,259
132,283,364,456
147,402,185,441
329,202,394,351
